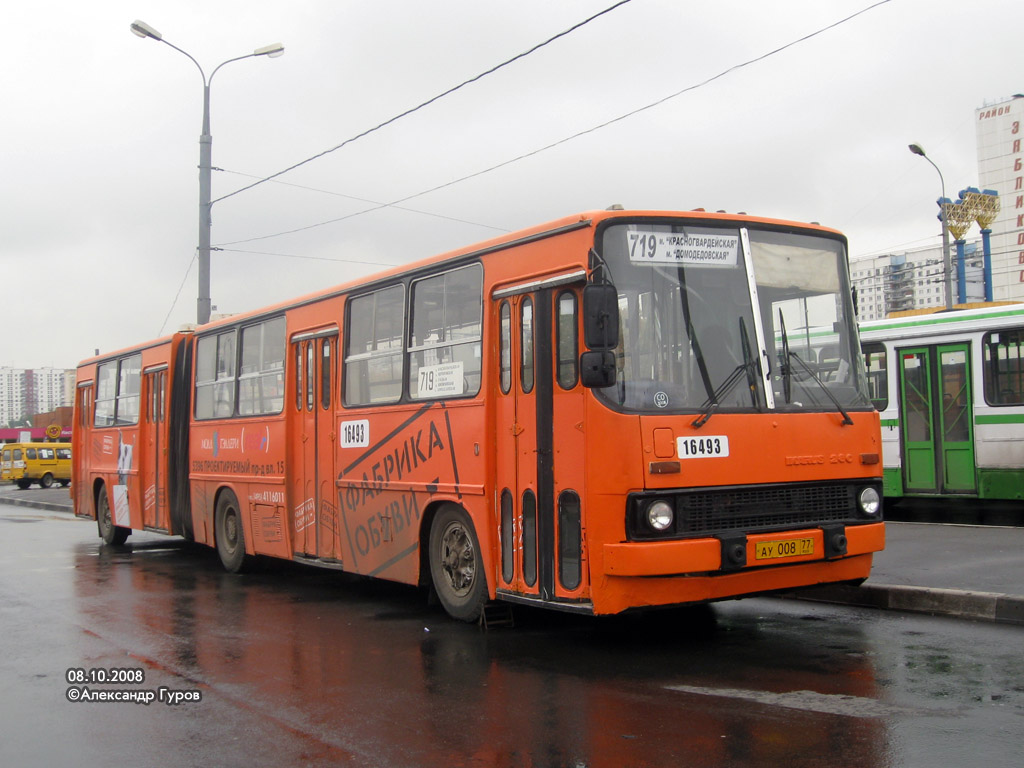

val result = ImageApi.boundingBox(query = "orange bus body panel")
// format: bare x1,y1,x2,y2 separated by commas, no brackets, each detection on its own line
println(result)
74,335,183,536
72,209,884,620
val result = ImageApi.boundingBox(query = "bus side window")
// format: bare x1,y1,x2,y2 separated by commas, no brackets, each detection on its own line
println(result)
321,338,332,410
521,297,534,394
195,331,237,419
862,342,888,410
95,361,118,427
239,317,285,416
983,328,1024,406
408,264,482,400
556,291,579,390
295,343,303,412
117,355,142,425
344,286,405,406
499,301,512,394
306,342,315,412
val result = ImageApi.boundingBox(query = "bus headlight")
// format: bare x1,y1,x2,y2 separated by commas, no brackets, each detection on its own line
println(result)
858,486,881,516
646,500,675,532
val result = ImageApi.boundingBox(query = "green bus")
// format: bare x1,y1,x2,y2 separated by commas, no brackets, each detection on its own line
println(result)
860,305,1024,500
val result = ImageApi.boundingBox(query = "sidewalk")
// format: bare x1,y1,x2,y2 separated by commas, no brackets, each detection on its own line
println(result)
792,521,1024,626
2,489,1022,625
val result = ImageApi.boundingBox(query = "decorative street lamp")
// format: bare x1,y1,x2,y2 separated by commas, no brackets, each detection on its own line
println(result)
960,188,1001,302
942,193,976,304
908,143,954,311
130,20,284,325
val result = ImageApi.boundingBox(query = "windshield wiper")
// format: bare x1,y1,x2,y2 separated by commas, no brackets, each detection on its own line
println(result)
692,319,758,429
777,309,854,426
679,281,717,414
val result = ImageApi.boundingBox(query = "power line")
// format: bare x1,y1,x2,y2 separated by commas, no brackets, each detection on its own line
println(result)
234,0,894,247
163,0,894,321
162,2,633,324
213,168,508,248
217,247,400,267
158,252,197,336
211,0,635,206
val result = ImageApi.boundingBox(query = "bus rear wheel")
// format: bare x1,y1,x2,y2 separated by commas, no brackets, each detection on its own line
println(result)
215,491,250,573
15,479,31,490
428,505,487,622
39,473,54,489
97,487,129,546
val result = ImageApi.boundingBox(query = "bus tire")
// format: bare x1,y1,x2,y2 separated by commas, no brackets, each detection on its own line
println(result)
428,504,487,622
215,491,250,573
39,473,54,489
15,479,31,490
97,486,130,546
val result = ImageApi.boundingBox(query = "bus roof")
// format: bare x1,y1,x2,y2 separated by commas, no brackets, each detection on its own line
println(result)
77,208,844,367
859,303,1024,341
186,208,844,335
76,333,182,371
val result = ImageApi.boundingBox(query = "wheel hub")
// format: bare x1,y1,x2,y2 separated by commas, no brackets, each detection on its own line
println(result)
441,523,474,595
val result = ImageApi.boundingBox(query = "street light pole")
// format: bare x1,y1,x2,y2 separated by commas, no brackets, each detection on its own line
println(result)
130,21,284,325
908,143,954,311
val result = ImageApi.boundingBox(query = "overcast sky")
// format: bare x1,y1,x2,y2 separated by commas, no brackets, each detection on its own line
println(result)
4,0,1023,370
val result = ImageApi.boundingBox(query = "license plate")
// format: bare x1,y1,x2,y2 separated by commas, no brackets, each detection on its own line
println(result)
754,537,815,561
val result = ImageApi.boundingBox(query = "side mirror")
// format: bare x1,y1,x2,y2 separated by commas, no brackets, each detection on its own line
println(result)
580,350,616,388
583,284,619,350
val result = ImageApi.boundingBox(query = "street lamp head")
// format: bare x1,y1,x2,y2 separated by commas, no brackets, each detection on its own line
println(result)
908,143,926,157
254,43,285,58
130,20,162,41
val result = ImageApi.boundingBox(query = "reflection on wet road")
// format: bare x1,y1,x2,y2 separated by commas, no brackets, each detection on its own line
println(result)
1,509,1021,767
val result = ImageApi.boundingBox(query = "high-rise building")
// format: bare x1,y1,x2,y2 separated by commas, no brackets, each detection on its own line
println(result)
976,94,1024,302
0,367,75,425
850,240,985,321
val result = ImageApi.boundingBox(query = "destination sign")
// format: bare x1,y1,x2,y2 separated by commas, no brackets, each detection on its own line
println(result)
627,231,739,267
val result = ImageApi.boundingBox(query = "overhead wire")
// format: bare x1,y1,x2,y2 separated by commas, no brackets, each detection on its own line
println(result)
161,1,634,324
214,169,509,248
159,253,197,336
226,0,894,248
210,0,635,207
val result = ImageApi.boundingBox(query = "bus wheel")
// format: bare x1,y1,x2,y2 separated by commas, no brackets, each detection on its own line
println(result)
39,473,54,489
97,487,129,546
215,491,250,573
429,505,487,622
15,479,31,490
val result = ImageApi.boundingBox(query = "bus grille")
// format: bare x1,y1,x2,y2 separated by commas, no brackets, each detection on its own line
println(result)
680,483,856,535
627,481,878,540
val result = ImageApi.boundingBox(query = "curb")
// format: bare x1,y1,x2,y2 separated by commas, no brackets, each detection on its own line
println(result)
1,497,75,515
788,583,1024,626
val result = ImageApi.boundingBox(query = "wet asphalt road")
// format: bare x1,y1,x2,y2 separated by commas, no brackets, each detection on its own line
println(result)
1,503,1021,768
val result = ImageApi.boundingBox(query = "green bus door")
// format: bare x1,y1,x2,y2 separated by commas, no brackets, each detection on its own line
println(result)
898,344,977,495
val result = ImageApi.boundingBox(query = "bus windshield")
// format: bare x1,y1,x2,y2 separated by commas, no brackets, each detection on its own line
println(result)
595,221,872,415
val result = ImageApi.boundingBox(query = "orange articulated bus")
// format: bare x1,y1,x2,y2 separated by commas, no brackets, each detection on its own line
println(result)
73,209,884,621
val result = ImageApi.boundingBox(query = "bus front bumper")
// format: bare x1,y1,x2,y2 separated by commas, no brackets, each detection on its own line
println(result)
602,522,885,577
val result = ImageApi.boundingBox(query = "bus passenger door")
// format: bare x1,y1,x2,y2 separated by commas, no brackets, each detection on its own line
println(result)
74,384,94,516
937,344,976,493
142,368,167,530
899,348,937,492
494,286,588,606
292,333,339,560
898,344,976,494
